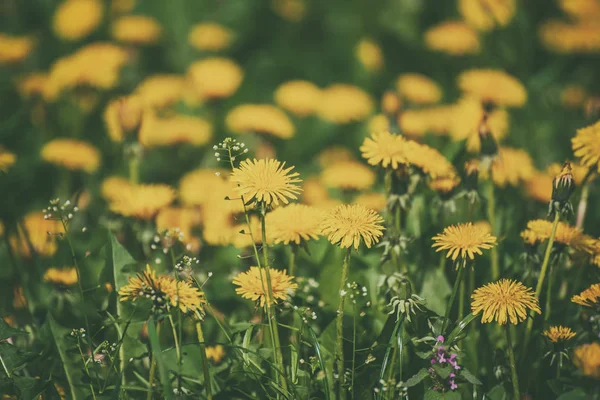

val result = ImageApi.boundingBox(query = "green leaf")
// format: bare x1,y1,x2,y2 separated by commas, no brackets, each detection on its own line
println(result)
419,267,451,316
0,343,29,372
108,232,136,293
432,364,452,379
47,314,85,400
13,375,43,400
557,389,588,400
486,384,508,400
0,317,26,340
424,388,445,400
404,368,429,387
446,313,478,345
147,319,173,400
460,368,482,385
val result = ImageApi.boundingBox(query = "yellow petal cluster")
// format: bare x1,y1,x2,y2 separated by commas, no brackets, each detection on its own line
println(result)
321,204,384,249
432,222,497,261
41,139,101,173
539,20,600,54
188,23,233,51
458,69,527,107
187,58,243,100
233,266,298,306
43,267,78,286
396,73,442,104
521,219,596,254
112,15,162,45
0,34,34,64
321,161,375,191
471,279,541,325
53,0,103,41
317,84,374,124
459,0,516,31
266,204,323,245
424,21,480,55
134,74,186,109
226,104,294,139
355,38,384,72
139,111,213,148
572,120,600,172
274,80,322,117
109,184,176,220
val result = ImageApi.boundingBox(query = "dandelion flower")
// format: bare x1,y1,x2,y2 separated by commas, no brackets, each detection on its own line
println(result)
539,20,600,54
187,58,243,100
53,0,103,41
266,204,323,245
489,147,535,187
400,106,454,137
0,148,16,172
572,120,600,172
188,23,233,51
321,204,384,249
459,0,516,31
396,73,442,104
432,223,497,261
10,212,61,258
573,342,600,378
424,21,480,55
525,172,553,203
571,283,600,308
547,162,588,186
449,97,509,152
179,169,230,207
43,267,78,287
233,266,298,305
543,326,576,343
353,192,387,212
317,84,374,124
404,141,457,179
139,111,213,148
274,80,322,117
360,131,408,169
41,139,101,173
231,158,302,206
471,279,541,324
321,161,375,191
0,34,34,64
458,69,527,108
559,0,600,21
134,74,185,109
112,15,162,45
429,176,461,195
521,219,595,254
103,95,143,142
109,184,176,220
355,38,384,72
226,104,294,139
205,345,226,363
101,176,132,202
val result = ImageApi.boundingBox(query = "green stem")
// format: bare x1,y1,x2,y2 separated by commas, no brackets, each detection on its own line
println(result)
336,248,352,399
195,319,213,400
486,181,499,280
289,245,297,277
351,304,357,400
147,327,157,400
442,260,466,335
458,276,465,322
505,325,520,400
544,264,554,323
576,180,590,229
167,314,181,364
129,154,140,185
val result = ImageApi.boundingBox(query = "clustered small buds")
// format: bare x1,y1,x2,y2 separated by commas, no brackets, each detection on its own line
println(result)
43,198,80,231
429,336,461,392
549,161,575,217
213,138,248,163
70,328,86,338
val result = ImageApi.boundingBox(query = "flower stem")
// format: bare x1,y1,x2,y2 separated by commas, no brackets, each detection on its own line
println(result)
128,153,139,185
458,276,465,322
147,323,159,400
576,180,590,229
544,264,555,323
442,260,466,335
195,319,213,400
504,325,520,400
486,181,499,280
288,245,297,277
167,314,181,364
336,248,352,398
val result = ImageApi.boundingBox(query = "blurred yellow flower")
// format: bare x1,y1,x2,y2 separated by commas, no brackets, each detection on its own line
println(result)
360,131,408,169
317,84,374,124
356,38,384,72
226,104,294,139
112,15,162,45
205,345,226,363
134,74,185,109
139,111,213,148
573,342,600,378
490,147,534,187
525,172,553,203
546,162,588,186
433,222,497,261
231,158,302,206
543,326,576,343
103,95,143,141
41,139,101,173
368,114,389,133
109,184,176,220
233,266,298,305
43,267,78,287
188,57,243,100
561,85,588,108
53,0,103,41
458,69,527,107
396,73,442,104
272,0,307,22
539,20,600,53
400,105,454,137
405,141,457,179
559,0,600,21
188,23,233,51
471,279,540,325
571,283,600,308
424,21,480,55
572,120,600,172
321,204,384,249
429,176,461,195
449,97,509,152
101,176,132,202
10,212,61,258
317,146,355,167
274,80,322,117
321,160,375,190
17,73,48,98
266,204,323,245
353,192,387,212
156,207,201,244
0,148,16,172
301,177,338,208
459,0,516,31
179,169,229,207
521,219,595,253
0,34,34,64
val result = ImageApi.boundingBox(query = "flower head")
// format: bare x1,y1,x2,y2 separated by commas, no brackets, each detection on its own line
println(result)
573,342,600,378
139,111,213,148
233,267,298,305
490,147,535,187
471,279,541,325
109,184,176,220
231,158,302,206
187,58,243,100
399,105,454,137
188,23,233,51
458,69,527,107
424,21,480,55
112,15,162,45
179,169,230,206
449,97,509,152
429,176,461,195
317,84,374,124
432,223,497,261
521,219,595,254
134,74,185,109
539,20,600,54
53,0,103,41
543,326,576,343
459,0,516,31
0,34,34,64
103,95,143,142
396,73,442,104
10,212,61,258
571,283,600,308
572,120,600,172
321,161,375,191
321,204,384,249
0,148,16,172
266,204,323,245
274,80,322,117
41,139,101,173
43,267,78,287
226,104,294,139
355,38,384,72
360,131,408,169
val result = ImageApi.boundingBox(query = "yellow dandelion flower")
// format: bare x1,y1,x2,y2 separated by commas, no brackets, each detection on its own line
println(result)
368,114,390,134
10,212,61,258
424,20,480,55
317,84,374,124
103,95,143,142
231,158,302,206
458,69,527,107
179,168,229,206
488,147,535,187
471,279,541,325
400,105,454,137
0,148,16,172
561,85,588,108
404,141,457,179
317,146,355,168
53,0,103,41
543,326,577,343
301,177,339,208
321,204,384,249
205,345,226,363
188,22,233,51
573,120,600,172
112,15,162,45
396,73,442,105
0,34,34,64
321,160,375,191
449,97,509,152
559,0,600,21
41,139,101,173
274,80,322,117
353,192,387,212
521,219,595,254
573,342,600,378
525,172,553,203
139,111,213,148
187,58,243,100
17,73,48,98
539,20,600,54
233,266,298,305
43,267,78,287
572,283,600,308
459,0,516,32
101,176,132,202
432,222,497,261
134,74,185,109
360,131,408,170
226,104,294,139
355,38,384,72
109,184,176,220
429,176,461,195
266,204,323,245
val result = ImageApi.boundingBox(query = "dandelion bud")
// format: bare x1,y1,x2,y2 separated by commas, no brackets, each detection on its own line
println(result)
477,116,498,158
381,91,402,116
551,162,575,205
118,95,143,132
